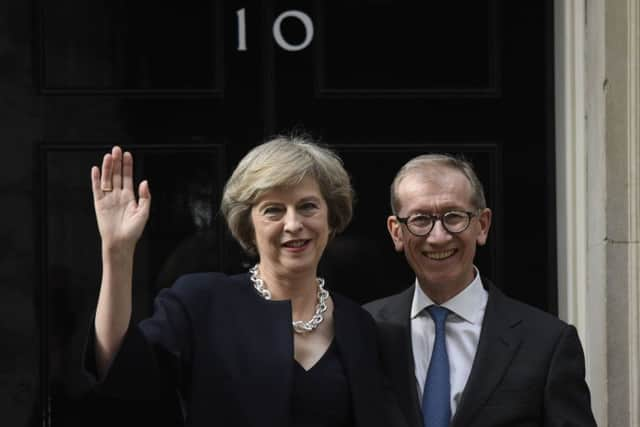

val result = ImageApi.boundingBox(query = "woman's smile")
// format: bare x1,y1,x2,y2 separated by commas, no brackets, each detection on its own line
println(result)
282,239,312,250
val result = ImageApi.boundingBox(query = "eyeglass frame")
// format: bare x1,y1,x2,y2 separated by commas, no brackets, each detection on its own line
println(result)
395,209,480,237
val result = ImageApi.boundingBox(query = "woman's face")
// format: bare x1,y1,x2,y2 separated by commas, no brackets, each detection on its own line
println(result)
250,176,330,279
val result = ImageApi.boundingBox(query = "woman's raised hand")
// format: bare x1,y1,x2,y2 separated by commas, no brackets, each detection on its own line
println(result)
91,146,151,252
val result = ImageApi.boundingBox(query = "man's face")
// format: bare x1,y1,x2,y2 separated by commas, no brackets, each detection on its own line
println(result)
387,166,491,303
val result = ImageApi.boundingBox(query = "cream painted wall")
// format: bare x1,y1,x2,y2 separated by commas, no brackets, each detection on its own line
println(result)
556,0,640,425
605,1,640,425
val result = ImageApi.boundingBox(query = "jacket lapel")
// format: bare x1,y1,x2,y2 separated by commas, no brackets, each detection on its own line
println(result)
378,286,422,427
451,283,523,427
334,294,385,427
228,274,294,427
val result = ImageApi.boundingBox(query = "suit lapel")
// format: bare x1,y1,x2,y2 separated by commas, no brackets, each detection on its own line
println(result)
378,286,422,427
334,295,384,427
451,283,523,427
228,274,294,427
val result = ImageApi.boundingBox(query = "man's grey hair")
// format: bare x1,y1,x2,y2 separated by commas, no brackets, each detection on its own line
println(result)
390,153,487,215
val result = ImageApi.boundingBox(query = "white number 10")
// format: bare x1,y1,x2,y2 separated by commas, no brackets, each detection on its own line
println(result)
236,9,314,52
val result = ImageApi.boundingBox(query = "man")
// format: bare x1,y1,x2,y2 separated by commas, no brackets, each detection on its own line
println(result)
365,154,596,427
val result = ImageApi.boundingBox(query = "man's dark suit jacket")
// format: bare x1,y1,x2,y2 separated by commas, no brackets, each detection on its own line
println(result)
364,280,597,427
85,272,388,427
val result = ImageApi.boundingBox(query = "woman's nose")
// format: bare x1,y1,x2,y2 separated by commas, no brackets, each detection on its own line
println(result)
283,210,303,232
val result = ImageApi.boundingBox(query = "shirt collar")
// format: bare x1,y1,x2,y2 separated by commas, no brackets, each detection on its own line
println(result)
410,266,488,325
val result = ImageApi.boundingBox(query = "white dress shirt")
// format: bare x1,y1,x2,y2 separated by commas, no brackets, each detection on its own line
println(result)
410,268,488,416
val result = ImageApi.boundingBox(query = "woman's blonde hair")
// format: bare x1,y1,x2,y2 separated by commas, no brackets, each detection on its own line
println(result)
221,135,354,255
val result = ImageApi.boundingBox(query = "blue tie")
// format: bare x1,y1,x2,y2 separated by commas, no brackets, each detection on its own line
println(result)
422,306,451,427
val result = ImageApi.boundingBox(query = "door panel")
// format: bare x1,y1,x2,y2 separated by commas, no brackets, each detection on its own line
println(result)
41,145,224,426
315,2,499,97
40,1,223,94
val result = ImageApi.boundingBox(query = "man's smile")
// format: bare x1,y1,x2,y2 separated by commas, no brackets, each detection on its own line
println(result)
424,248,456,260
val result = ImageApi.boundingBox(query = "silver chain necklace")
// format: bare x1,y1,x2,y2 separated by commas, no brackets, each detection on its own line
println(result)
249,264,329,334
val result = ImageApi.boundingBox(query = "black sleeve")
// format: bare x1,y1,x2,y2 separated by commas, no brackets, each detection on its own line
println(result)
543,325,597,426
83,276,199,401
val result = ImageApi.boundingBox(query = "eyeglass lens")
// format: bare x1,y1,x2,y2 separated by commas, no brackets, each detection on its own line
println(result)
407,211,470,235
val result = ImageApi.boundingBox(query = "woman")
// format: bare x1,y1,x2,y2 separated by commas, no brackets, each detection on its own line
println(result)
86,136,389,427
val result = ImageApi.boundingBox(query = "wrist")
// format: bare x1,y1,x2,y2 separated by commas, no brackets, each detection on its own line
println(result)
101,242,136,263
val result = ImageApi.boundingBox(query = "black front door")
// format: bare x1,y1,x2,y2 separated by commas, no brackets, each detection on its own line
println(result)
26,1,555,425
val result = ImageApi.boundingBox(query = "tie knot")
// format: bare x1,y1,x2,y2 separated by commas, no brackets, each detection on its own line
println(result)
427,305,449,326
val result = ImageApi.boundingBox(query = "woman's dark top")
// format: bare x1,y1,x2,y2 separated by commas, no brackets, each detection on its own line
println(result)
291,340,353,427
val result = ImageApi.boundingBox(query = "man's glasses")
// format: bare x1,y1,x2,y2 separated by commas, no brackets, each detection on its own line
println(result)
396,210,478,237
